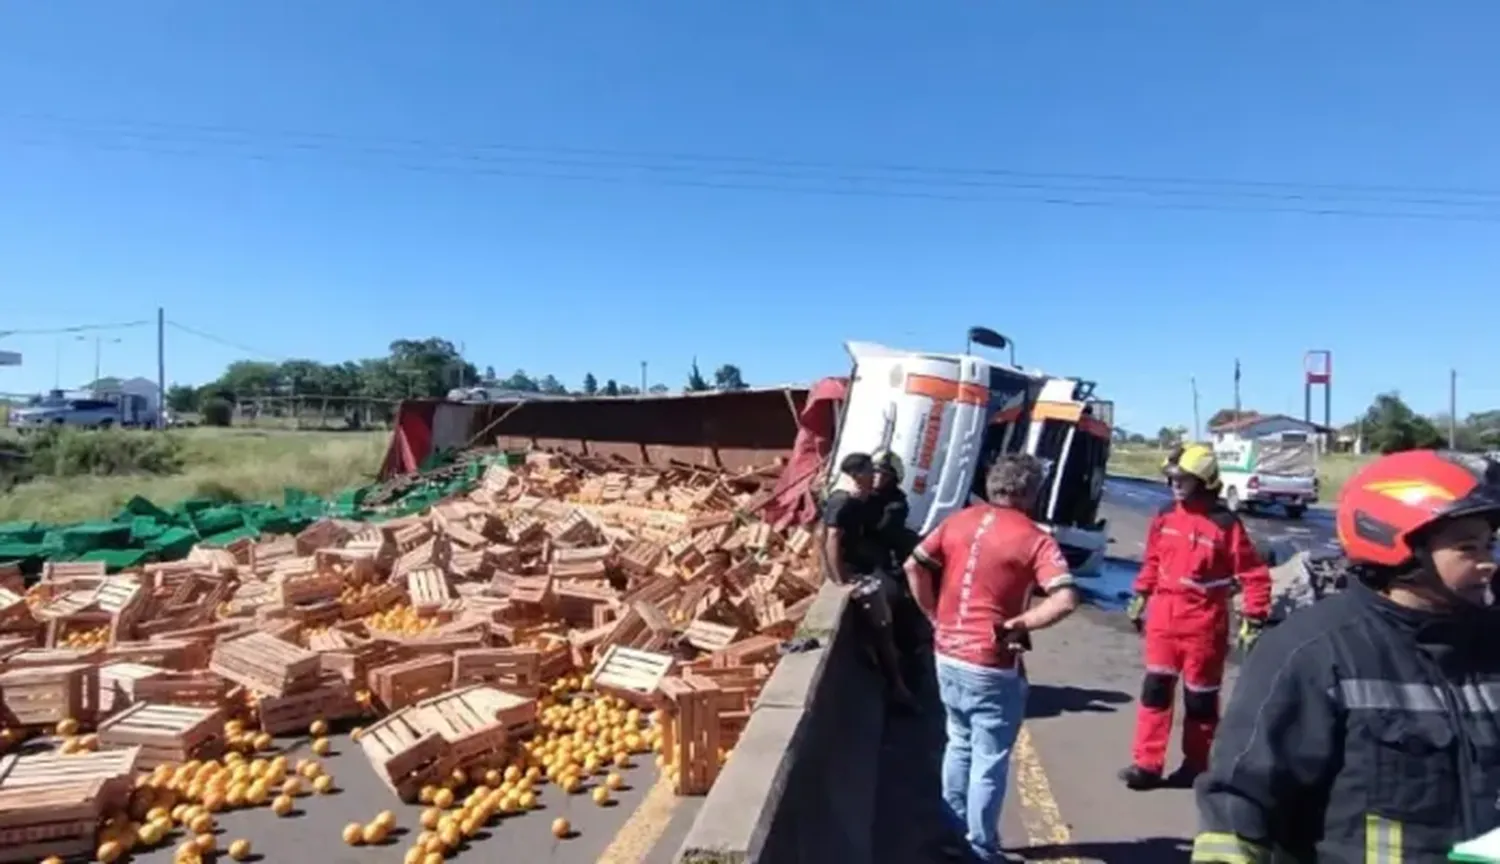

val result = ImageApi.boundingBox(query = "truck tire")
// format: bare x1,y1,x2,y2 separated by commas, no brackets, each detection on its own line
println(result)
1285,504,1306,520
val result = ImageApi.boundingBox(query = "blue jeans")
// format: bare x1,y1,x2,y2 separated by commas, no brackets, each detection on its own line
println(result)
936,654,1028,862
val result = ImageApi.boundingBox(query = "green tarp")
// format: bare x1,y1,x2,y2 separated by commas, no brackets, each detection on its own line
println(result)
0,450,509,577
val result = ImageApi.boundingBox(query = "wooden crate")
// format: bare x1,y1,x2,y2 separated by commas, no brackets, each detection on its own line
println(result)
258,673,363,735
210,631,321,696
684,619,741,654
369,654,452,711
97,661,164,718
0,746,140,813
277,569,343,608
407,686,513,772
406,567,453,615
0,663,97,726
321,638,409,686
660,675,723,795
97,702,222,769
340,582,404,620
358,709,446,802
590,646,674,708
105,638,206,671
451,647,542,690
131,671,229,709
0,779,106,863
5,646,102,668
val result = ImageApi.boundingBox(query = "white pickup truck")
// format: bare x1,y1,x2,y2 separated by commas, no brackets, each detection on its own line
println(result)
1214,437,1319,519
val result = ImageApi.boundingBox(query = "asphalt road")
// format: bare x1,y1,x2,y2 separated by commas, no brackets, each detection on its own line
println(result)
873,476,1326,863
126,730,679,864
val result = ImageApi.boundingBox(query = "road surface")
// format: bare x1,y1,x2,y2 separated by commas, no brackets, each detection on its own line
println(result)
873,476,1335,863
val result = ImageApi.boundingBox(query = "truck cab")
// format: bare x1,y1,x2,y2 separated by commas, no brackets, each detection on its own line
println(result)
827,341,1110,574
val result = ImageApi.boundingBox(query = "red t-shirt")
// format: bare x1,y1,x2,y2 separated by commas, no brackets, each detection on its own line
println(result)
912,504,1075,670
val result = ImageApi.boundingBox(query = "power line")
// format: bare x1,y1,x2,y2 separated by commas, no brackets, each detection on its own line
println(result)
6,112,1500,223
0,320,150,338
166,320,286,361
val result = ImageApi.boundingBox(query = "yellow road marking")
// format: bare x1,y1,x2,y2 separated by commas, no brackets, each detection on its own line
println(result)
1013,726,1080,863
595,776,679,864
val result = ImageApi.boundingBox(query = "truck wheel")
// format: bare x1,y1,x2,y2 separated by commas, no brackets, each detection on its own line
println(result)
1285,504,1306,520
1225,487,1241,513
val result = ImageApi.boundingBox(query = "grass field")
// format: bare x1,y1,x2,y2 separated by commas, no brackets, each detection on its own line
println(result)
0,427,389,524
1109,445,1372,503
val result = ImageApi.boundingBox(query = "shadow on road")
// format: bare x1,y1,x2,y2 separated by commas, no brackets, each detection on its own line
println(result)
1011,835,1191,863
1025,683,1132,719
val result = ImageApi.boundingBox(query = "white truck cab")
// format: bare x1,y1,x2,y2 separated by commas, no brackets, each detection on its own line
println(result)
827,340,1111,575
1213,435,1319,519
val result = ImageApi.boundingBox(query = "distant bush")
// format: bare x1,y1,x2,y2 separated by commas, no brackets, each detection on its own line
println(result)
25,428,185,478
201,398,234,427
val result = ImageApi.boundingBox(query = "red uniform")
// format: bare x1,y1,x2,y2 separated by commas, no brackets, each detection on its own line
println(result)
1130,499,1269,774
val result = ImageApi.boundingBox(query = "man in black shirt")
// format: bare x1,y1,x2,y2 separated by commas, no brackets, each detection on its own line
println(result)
824,451,917,710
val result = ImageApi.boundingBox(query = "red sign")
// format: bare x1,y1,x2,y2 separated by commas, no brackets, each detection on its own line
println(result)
1304,350,1332,385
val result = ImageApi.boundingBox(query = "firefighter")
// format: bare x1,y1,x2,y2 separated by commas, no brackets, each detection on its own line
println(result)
869,451,930,683
1161,442,1185,478
1192,450,1500,863
1119,443,1270,790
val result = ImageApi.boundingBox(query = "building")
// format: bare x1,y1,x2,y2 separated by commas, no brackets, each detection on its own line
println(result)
1208,412,1336,452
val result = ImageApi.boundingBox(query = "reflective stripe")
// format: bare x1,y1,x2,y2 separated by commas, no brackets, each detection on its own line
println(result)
1184,681,1220,693
1182,577,1236,591
1364,813,1403,863
1190,831,1268,863
1145,665,1180,676
1339,678,1500,716
911,546,939,571
1042,573,1077,592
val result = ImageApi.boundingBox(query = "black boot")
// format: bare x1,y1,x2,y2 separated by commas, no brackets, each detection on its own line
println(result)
1165,764,1204,789
1118,764,1163,791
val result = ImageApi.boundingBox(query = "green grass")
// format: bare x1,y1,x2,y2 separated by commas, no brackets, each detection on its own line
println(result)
1109,444,1371,504
0,427,389,523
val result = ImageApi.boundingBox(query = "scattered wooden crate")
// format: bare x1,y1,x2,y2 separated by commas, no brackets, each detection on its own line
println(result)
0,746,140,812
0,779,107,864
358,710,446,802
451,647,542,689
660,675,723,795
97,702,223,769
209,631,321,696
408,686,514,773
370,654,453,711
97,661,164,718
257,672,363,735
131,670,230,709
591,646,675,708
0,663,97,726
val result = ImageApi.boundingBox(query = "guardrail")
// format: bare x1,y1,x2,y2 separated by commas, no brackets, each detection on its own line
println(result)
675,582,885,864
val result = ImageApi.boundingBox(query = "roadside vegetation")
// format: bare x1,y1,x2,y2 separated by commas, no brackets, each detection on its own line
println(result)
0,427,388,524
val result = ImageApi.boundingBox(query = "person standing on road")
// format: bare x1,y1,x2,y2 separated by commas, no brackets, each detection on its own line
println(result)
822,451,918,711
904,453,1082,863
1192,450,1500,863
1119,443,1270,791
869,450,931,680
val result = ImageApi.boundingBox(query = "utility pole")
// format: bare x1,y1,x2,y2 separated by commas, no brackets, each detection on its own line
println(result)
156,308,166,430
1449,368,1458,449
640,361,647,393
1191,377,1202,442
1233,358,1241,419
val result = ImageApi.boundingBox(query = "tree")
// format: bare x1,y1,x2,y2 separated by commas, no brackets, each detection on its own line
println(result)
603,379,620,397
165,384,199,414
1358,392,1444,454
648,383,669,394
537,375,568,395
499,370,539,392
388,338,477,397
713,364,747,391
685,359,711,393
619,385,640,395
483,365,497,383
582,373,599,396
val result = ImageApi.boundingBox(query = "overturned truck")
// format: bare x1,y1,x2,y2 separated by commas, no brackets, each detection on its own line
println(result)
383,339,1115,574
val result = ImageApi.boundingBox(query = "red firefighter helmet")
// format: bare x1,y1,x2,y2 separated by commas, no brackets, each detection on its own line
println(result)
1336,450,1500,568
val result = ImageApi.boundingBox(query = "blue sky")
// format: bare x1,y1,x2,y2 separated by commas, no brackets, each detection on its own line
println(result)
3,1,1498,436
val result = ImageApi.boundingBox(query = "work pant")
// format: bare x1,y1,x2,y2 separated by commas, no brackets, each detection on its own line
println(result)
1131,628,1227,774
936,654,1027,863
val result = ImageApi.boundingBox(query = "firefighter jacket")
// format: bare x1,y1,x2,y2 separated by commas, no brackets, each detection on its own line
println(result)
1192,579,1500,863
1133,500,1271,636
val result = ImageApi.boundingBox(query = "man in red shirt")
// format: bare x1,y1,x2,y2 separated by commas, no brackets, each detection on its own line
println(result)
905,454,1083,863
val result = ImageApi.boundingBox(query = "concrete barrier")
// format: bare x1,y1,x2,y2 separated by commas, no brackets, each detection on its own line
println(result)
675,582,886,864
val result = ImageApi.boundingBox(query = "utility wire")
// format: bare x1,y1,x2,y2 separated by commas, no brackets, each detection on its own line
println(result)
0,320,151,338
167,320,287,362
11,109,1500,203
6,113,1500,223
